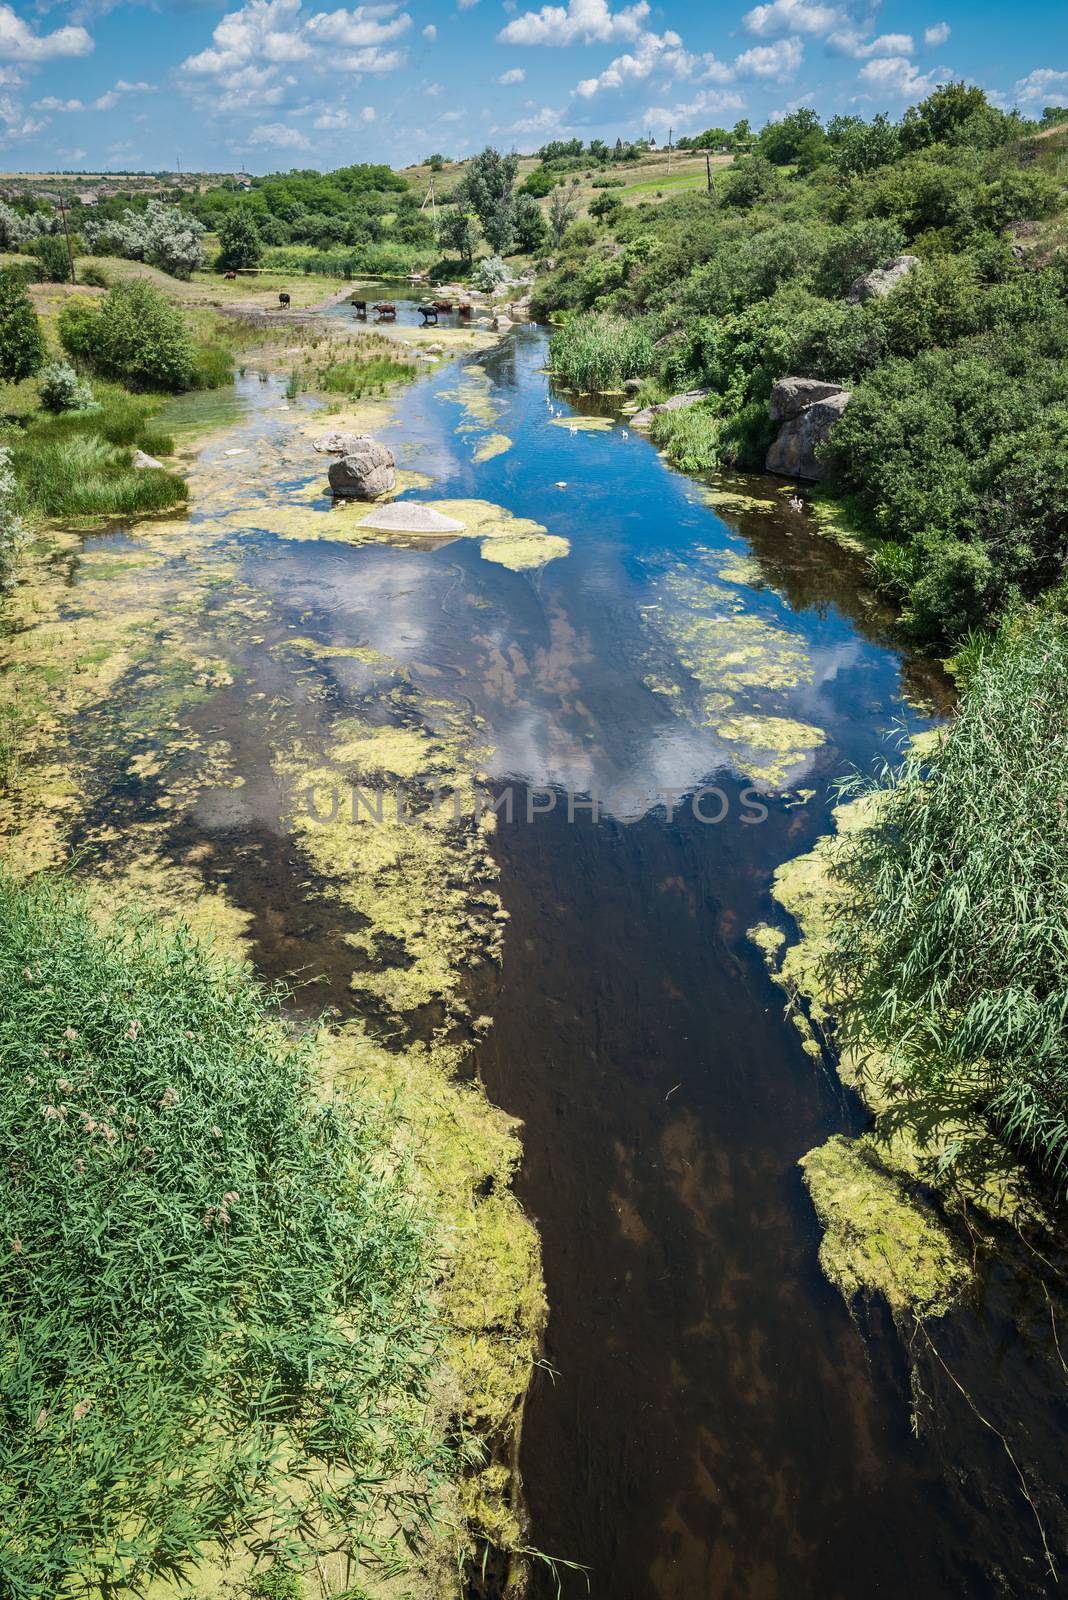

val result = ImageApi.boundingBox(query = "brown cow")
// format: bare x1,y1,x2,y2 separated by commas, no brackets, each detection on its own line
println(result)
223,270,237,281
373,301,397,319
433,300,453,313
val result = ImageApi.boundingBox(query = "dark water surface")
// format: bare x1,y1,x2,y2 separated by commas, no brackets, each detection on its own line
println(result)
58,312,1068,1596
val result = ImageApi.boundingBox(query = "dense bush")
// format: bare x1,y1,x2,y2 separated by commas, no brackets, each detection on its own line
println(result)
216,204,262,273
59,279,195,392
38,360,95,414
0,268,45,381
30,233,73,284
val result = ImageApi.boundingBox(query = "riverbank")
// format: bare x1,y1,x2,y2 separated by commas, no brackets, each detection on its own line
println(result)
0,303,548,1595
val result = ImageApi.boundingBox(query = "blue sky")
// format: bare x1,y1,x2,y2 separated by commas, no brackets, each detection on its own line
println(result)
0,0,1064,173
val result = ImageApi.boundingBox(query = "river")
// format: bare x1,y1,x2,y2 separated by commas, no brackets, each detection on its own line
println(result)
20,301,1068,1596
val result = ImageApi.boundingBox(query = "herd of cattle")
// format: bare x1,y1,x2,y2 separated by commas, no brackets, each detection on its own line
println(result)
268,292,473,322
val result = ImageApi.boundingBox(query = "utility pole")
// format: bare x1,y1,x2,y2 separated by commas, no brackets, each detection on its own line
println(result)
57,196,76,285
668,126,673,174
420,175,437,236
705,151,716,195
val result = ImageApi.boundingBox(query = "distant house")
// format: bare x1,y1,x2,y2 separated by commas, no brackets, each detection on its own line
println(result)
75,190,99,205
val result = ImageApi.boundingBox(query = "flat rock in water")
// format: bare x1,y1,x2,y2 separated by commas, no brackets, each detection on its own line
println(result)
358,502,466,534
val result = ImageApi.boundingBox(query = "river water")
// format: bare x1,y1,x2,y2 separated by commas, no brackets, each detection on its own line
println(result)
40,306,1068,1595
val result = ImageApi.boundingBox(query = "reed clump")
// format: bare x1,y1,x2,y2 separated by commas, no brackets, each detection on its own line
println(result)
829,612,1068,1188
549,311,654,394
0,873,445,1597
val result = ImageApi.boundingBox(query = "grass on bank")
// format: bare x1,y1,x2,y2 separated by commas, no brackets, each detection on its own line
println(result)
1,385,187,520
0,872,447,1599
829,610,1068,1190
548,311,654,393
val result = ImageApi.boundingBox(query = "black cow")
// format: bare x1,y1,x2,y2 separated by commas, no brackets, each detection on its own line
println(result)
419,304,438,324
352,299,367,316
278,292,291,309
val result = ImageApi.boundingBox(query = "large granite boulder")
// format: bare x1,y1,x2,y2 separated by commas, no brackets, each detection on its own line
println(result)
766,390,851,481
631,389,709,431
768,376,847,423
848,254,919,303
313,430,364,455
327,436,396,499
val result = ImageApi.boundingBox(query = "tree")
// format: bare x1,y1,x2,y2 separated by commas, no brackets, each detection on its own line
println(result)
721,153,777,209
82,200,205,279
758,108,826,167
513,192,549,252
0,201,28,252
440,208,478,267
0,268,45,381
900,82,1006,151
732,119,752,147
216,205,262,272
59,279,195,392
589,191,623,224
548,185,577,246
31,233,73,284
456,146,519,255
831,113,900,177
426,152,446,171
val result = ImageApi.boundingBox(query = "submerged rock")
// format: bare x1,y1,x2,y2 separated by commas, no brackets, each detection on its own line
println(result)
848,253,920,302
766,387,851,482
631,389,709,431
327,436,396,499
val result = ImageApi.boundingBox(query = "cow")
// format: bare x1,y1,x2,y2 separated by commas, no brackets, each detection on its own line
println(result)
419,304,439,324
223,270,237,281
351,299,367,316
457,302,473,318
373,301,397,319
278,292,291,309
433,300,453,313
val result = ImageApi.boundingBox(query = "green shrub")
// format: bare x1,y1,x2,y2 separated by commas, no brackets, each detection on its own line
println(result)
59,279,195,392
78,262,108,289
0,872,445,1595
0,267,45,381
30,233,73,284
38,360,95,414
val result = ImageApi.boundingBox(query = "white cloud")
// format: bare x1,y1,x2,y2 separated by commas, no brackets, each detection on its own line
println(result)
304,7,410,48
743,0,841,38
574,28,689,97
499,0,650,48
858,55,947,97
509,103,568,134
0,3,93,62
830,30,914,58
32,80,147,113
1013,67,1068,105
0,94,47,141
183,0,409,81
33,95,84,111
734,37,804,79
644,87,745,129
423,22,436,38
924,21,950,47
498,66,525,83
248,119,311,146
458,0,479,9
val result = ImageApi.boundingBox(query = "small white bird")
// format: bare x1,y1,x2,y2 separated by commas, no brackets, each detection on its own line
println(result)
555,481,567,488
621,429,629,440
568,425,577,435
